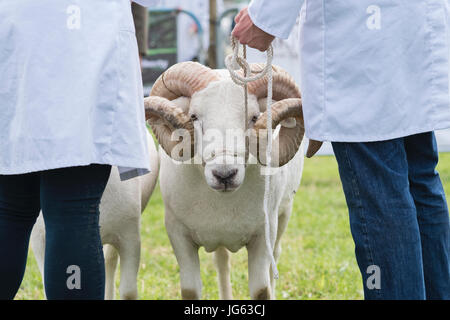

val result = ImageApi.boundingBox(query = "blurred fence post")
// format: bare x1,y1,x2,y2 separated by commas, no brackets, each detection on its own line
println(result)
208,0,217,69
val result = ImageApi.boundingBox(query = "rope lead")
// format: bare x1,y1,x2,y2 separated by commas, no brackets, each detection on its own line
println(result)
225,37,279,280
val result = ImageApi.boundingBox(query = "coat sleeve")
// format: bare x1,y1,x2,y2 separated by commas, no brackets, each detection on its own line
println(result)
248,0,304,39
132,0,158,7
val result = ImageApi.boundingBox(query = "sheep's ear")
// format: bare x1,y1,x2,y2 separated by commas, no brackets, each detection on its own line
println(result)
256,97,276,113
171,96,191,114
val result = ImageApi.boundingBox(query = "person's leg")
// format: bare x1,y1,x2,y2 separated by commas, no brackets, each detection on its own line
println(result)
0,173,41,299
404,132,450,299
332,139,425,299
40,164,111,300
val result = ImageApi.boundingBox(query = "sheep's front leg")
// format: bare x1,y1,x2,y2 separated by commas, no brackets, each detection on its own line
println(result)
214,247,233,299
247,232,273,300
165,211,202,300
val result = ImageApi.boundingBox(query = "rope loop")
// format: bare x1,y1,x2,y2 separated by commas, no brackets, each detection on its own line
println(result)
225,37,274,87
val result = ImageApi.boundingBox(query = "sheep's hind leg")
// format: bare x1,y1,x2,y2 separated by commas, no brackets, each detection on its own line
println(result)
104,244,119,300
117,228,141,300
213,247,233,299
270,206,291,298
247,232,273,300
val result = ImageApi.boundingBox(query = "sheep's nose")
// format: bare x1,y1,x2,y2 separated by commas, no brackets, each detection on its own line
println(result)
212,169,238,183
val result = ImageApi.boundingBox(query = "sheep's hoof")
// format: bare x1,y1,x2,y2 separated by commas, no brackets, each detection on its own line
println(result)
181,288,200,300
254,287,271,300
121,291,138,300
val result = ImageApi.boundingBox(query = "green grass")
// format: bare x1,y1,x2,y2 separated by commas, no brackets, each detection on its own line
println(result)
14,153,450,300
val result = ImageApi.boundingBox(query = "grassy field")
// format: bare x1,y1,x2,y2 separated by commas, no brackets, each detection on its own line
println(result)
15,153,450,300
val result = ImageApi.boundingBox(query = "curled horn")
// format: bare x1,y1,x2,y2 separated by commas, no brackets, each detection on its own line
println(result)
247,63,323,165
246,63,301,101
253,98,304,167
144,62,219,160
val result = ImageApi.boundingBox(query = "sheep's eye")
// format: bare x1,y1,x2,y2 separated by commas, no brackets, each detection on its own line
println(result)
190,114,198,121
251,115,258,123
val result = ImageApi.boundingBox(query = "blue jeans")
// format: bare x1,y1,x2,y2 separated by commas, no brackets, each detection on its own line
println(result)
332,132,450,299
0,164,111,300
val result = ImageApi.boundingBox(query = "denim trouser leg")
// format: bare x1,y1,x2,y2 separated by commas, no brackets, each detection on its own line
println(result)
332,138,426,299
404,133,450,299
0,164,111,300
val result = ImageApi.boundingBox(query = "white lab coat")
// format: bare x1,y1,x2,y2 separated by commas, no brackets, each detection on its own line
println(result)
0,0,156,179
249,0,450,142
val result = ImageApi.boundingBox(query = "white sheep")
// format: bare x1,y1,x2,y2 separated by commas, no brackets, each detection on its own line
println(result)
30,131,159,300
144,62,321,300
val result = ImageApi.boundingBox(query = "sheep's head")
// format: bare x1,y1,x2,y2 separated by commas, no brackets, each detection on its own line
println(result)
145,62,322,192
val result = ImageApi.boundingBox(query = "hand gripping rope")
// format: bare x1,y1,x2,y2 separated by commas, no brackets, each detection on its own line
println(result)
225,37,279,280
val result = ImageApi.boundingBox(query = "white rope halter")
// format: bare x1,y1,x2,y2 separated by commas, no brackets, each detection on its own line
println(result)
225,37,279,280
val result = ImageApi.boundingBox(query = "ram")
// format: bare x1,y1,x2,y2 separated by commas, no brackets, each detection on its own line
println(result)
145,61,320,300
30,132,159,300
